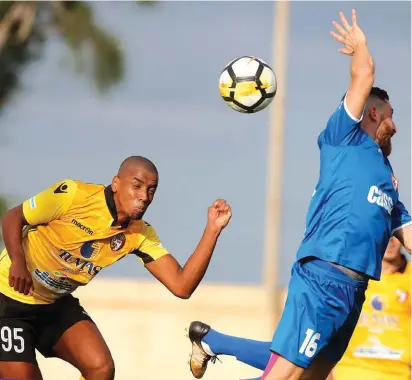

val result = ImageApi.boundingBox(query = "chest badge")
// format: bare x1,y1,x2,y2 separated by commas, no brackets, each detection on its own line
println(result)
110,233,126,251
80,241,101,259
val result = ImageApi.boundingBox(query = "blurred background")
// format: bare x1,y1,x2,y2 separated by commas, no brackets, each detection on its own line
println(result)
0,1,410,379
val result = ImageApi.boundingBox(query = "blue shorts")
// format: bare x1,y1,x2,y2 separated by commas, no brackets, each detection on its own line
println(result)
270,258,367,368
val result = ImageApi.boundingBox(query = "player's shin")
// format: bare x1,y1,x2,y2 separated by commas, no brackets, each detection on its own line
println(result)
202,328,272,370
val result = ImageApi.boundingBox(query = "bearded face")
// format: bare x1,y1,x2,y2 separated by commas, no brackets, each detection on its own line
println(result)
375,118,396,156
367,100,396,157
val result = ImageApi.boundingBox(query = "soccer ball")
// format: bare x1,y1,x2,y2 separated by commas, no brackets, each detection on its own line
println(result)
219,56,277,113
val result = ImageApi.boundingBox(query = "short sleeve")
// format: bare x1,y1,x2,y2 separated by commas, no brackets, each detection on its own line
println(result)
391,199,412,234
22,179,77,226
319,94,365,148
131,223,169,264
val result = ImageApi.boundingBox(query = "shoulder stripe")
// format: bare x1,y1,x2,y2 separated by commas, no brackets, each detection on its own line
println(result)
131,249,154,264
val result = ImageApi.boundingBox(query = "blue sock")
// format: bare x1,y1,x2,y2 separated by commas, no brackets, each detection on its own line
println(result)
202,328,271,370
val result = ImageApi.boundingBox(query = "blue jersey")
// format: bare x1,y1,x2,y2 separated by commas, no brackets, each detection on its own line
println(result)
296,97,411,280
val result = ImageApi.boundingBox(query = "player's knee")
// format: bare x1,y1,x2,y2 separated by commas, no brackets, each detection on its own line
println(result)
85,353,115,379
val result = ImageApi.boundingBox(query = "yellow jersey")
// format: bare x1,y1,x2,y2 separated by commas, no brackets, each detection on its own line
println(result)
334,263,411,380
0,179,169,305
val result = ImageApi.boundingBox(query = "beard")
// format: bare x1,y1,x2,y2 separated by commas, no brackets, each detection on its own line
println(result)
379,136,392,156
376,128,393,157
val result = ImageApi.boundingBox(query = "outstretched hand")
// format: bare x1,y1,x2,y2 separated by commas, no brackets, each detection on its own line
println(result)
330,9,367,56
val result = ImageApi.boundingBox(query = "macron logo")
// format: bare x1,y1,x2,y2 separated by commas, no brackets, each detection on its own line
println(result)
71,219,94,235
367,186,394,214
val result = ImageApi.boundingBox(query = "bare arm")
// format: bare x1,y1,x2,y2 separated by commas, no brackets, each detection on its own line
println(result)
1,205,32,294
331,9,374,119
394,224,411,254
146,225,221,299
2,205,27,262
2,180,77,295
144,199,231,299
346,43,374,120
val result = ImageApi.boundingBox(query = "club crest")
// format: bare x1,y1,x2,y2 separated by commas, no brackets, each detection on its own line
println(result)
110,233,126,251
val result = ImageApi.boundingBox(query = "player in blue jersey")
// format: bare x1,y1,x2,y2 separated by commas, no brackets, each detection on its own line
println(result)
187,9,411,380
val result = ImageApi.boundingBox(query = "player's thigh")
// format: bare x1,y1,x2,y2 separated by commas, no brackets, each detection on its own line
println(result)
262,354,335,380
269,260,363,373
262,354,304,380
297,301,363,380
0,293,42,378
316,288,365,366
36,295,114,373
52,320,114,373
301,358,336,380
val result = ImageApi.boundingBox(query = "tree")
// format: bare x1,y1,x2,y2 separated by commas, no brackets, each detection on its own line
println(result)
0,1,157,240
0,1,128,108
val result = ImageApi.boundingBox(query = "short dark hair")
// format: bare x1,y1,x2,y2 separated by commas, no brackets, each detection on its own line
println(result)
118,156,158,175
341,87,389,102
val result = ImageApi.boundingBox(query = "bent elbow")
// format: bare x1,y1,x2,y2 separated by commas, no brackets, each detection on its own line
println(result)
171,286,192,300
176,292,191,300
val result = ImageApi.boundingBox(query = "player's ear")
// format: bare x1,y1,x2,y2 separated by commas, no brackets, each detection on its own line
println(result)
368,106,378,121
112,176,120,193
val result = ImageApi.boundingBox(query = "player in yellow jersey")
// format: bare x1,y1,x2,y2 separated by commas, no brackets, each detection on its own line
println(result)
329,236,411,380
0,156,232,380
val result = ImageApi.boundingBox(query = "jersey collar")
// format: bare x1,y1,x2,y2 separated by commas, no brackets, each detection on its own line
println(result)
104,185,118,225
104,185,130,229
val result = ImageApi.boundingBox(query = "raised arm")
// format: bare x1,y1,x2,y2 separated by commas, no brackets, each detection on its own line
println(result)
323,9,374,146
331,9,375,119
138,199,231,299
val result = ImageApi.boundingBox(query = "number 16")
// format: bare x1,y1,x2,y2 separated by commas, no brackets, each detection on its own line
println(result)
299,328,320,358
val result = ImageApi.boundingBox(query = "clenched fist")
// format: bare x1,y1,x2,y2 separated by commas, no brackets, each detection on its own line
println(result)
9,258,33,296
207,199,232,231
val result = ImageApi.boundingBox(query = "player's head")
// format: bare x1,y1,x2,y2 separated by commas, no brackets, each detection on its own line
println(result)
361,87,396,156
111,156,159,221
383,236,403,264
